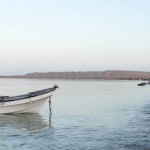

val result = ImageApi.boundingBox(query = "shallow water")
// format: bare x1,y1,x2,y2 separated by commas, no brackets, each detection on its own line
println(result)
0,79,150,150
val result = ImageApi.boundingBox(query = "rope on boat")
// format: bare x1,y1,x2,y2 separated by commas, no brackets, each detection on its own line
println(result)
49,96,52,114
48,84,58,114
29,98,32,103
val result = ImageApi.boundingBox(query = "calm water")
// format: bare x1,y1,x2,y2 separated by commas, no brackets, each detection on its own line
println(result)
0,79,150,150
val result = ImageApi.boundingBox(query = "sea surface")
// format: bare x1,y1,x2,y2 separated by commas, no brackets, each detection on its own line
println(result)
0,78,150,150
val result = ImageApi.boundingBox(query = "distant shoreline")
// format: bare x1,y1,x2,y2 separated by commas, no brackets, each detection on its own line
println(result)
0,70,150,80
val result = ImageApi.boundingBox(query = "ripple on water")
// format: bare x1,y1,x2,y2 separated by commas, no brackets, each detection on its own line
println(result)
0,79,150,150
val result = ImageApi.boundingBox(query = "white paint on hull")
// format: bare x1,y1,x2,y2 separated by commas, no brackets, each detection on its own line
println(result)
0,92,54,114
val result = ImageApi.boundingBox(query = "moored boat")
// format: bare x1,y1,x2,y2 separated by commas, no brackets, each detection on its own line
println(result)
0,85,58,114
137,82,146,86
146,81,150,84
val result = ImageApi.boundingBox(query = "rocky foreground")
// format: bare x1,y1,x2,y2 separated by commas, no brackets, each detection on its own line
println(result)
1,70,150,80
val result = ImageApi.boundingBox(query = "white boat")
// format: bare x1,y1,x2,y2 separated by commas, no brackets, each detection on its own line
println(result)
0,85,58,114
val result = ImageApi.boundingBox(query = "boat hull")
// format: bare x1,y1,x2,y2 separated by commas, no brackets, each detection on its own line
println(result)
0,92,54,114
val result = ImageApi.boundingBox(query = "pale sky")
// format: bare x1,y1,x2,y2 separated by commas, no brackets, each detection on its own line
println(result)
0,0,150,75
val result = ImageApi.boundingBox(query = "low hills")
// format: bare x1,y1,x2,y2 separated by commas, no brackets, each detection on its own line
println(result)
1,70,150,80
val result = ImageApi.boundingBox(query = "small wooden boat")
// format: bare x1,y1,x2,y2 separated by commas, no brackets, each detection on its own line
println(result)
137,82,146,86
0,85,58,114
146,81,150,85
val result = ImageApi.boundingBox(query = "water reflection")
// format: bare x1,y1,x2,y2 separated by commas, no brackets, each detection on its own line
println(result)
0,113,52,132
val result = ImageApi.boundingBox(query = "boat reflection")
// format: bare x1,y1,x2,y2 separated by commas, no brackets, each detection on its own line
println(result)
0,113,52,132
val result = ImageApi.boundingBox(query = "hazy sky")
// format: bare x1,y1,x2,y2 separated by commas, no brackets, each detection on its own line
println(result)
0,0,150,75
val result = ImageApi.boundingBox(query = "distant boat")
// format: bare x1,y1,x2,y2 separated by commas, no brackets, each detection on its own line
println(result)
146,81,150,85
0,85,58,114
137,82,146,86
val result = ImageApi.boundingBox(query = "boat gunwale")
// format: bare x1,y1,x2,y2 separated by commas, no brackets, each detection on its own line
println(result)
0,86,57,103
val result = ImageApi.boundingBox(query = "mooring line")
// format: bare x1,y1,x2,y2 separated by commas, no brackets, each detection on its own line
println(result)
49,96,52,114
